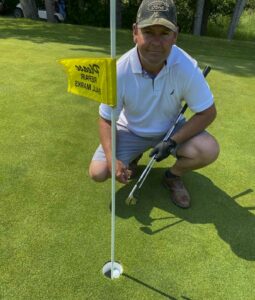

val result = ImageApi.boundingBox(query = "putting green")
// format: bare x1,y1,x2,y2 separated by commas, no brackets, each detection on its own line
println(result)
0,17,254,300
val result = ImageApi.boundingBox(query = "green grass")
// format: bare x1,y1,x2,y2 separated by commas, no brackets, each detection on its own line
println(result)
0,17,255,300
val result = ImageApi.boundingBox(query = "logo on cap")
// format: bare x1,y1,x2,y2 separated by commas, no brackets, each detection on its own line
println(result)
148,1,169,12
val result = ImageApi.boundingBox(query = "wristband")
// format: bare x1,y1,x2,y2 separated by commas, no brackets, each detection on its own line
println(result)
168,138,177,147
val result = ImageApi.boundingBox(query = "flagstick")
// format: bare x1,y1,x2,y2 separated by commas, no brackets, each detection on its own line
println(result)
110,0,116,58
110,0,116,279
102,0,123,280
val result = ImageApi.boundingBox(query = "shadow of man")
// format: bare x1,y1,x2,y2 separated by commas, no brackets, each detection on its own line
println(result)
116,168,255,261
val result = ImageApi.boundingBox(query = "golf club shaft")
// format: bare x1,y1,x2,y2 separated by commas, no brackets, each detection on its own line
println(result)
127,155,156,201
137,156,156,189
163,106,188,141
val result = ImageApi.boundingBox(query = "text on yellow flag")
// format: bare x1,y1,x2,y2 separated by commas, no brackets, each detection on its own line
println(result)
60,57,117,107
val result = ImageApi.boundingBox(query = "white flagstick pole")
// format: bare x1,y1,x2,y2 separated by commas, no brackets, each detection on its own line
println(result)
110,0,116,58
110,0,121,280
110,0,116,275
102,0,122,280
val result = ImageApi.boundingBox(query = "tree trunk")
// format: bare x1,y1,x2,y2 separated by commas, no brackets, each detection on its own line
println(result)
45,0,56,23
201,0,211,36
193,0,205,36
116,0,122,28
227,0,247,40
20,0,37,19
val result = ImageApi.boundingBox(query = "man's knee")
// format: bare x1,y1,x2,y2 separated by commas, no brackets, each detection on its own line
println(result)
210,139,220,162
178,133,220,164
89,161,109,182
196,134,220,164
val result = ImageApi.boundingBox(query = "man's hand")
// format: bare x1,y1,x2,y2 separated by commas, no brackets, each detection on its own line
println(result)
149,139,177,162
115,160,129,184
107,159,129,184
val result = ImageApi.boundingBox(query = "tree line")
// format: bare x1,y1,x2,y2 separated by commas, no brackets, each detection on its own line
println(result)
18,0,254,40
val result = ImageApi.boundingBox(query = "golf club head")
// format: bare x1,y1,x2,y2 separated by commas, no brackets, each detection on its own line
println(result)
125,194,138,206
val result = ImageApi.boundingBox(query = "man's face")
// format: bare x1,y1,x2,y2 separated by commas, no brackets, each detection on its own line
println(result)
133,24,177,73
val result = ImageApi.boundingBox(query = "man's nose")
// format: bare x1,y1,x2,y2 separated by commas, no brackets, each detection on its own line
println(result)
150,35,163,44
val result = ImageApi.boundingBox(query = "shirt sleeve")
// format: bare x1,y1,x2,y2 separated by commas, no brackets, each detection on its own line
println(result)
99,92,124,121
183,66,214,113
99,103,112,121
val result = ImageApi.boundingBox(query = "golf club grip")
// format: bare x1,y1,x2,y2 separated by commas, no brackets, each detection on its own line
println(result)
203,65,211,78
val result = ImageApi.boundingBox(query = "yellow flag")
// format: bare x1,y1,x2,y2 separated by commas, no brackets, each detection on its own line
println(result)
60,58,116,107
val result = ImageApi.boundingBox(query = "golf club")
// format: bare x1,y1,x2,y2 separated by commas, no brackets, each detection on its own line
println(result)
126,65,211,205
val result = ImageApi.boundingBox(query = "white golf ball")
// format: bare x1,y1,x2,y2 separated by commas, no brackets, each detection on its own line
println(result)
113,269,120,278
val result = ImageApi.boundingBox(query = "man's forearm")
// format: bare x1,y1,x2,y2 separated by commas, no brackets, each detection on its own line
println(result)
171,104,217,144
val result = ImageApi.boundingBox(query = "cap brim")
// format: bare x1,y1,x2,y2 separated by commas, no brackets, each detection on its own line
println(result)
137,18,178,32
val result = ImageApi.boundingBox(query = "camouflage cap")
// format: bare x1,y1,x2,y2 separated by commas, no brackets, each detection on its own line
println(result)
136,0,177,32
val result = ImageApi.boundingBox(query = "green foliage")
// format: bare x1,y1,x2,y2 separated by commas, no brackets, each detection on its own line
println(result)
246,0,255,9
209,0,236,20
8,0,253,36
3,0,18,13
175,0,195,33
121,0,141,28
64,0,238,34
66,0,110,27
207,9,255,41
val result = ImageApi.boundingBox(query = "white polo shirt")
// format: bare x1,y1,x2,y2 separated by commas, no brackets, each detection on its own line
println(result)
99,45,214,138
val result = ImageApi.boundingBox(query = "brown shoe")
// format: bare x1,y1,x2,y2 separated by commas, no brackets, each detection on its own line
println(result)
127,154,143,179
163,174,191,208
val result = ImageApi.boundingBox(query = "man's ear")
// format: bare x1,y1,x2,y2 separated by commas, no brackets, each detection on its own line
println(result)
173,29,178,44
133,23,138,43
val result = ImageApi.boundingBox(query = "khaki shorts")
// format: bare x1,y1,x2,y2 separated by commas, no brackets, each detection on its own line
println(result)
92,120,186,166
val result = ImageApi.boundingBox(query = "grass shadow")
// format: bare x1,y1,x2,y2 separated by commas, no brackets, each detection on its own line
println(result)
1,17,254,77
123,273,178,300
116,169,255,261
177,34,255,77
0,17,133,56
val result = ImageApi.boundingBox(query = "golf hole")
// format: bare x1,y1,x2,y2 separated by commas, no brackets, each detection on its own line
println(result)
102,261,123,279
